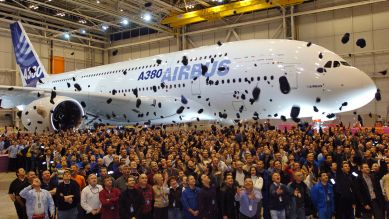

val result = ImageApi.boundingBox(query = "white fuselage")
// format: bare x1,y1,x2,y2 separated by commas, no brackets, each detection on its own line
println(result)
37,39,376,125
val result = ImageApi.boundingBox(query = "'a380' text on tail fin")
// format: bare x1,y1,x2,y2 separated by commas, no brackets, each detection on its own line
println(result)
10,21,48,87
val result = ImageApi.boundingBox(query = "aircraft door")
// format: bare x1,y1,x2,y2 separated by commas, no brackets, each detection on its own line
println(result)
191,76,201,95
283,65,299,89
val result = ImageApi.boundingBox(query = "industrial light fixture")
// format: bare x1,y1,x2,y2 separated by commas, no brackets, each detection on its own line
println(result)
80,29,86,34
119,8,123,12
56,12,65,17
96,0,100,3
79,19,87,24
29,4,39,10
63,33,70,39
142,13,152,22
101,24,109,31
121,18,129,25
0,0,6,2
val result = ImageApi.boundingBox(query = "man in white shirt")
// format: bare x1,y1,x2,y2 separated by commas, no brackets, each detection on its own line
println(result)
81,174,103,219
103,147,114,167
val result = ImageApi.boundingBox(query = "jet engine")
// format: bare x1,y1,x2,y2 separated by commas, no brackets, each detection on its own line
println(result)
21,96,84,132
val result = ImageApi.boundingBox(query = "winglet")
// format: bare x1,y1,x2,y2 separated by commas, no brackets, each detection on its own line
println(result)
10,21,48,87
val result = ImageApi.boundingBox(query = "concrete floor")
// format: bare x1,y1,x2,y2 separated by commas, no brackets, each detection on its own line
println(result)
0,172,19,219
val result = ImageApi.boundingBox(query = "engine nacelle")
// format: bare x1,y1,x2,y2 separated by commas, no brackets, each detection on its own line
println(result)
21,96,85,132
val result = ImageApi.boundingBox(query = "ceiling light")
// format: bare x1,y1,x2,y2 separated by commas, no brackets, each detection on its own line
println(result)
102,24,109,31
79,19,87,24
121,18,129,25
80,29,86,34
29,4,39,10
142,13,151,22
96,0,100,3
63,33,70,40
56,12,65,17
120,9,123,12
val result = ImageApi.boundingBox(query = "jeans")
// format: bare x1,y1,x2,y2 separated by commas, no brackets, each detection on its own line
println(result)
168,208,183,219
317,208,332,219
361,199,384,219
58,207,78,219
290,207,305,219
270,210,286,219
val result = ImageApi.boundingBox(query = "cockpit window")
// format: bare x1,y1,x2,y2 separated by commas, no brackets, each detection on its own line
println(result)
333,61,340,68
341,61,351,66
324,61,332,68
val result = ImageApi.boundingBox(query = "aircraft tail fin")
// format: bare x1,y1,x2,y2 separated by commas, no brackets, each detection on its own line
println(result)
10,21,48,87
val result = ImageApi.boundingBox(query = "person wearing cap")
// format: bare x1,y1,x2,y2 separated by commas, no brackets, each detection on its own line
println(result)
19,177,55,219
56,170,80,219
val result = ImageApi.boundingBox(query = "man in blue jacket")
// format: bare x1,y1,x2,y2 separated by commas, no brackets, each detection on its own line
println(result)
181,175,200,219
311,172,334,219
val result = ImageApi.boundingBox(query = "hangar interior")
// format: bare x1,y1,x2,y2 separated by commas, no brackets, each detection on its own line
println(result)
0,0,388,128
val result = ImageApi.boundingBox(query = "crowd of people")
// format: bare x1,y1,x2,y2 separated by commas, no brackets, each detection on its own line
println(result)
2,122,389,219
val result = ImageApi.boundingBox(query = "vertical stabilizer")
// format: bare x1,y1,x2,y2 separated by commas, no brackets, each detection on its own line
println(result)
10,21,48,87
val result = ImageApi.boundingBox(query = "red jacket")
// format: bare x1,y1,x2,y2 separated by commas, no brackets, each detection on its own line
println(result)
99,187,121,219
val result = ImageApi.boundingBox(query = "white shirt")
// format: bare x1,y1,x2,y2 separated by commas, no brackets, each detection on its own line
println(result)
103,154,113,167
236,170,245,187
81,185,103,214
251,176,264,192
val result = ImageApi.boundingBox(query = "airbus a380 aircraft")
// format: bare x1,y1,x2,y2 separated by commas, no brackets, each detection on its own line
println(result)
0,21,377,132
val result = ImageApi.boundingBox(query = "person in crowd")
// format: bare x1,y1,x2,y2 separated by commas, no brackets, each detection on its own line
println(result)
137,173,154,219
235,177,262,219
5,123,389,219
103,147,114,167
335,162,356,219
181,175,200,219
269,172,289,219
355,163,384,219
381,161,389,219
233,161,247,187
38,148,55,175
168,176,183,219
70,165,86,190
9,168,30,219
56,170,80,219
40,170,57,196
19,177,55,219
119,176,144,219
81,174,103,219
198,174,218,219
249,166,263,219
6,142,22,172
153,172,169,219
114,165,130,192
99,177,121,219
311,172,334,219
97,167,115,186
220,174,237,219
287,171,311,219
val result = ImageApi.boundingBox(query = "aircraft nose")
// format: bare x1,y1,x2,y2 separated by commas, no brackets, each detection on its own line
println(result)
347,68,377,109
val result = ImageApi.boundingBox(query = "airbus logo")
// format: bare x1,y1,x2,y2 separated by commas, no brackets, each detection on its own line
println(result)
161,59,231,82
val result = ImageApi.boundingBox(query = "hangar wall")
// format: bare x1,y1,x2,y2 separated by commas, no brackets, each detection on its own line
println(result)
109,0,389,126
0,31,104,126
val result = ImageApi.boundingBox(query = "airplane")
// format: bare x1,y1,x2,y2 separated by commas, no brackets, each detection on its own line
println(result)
0,21,377,132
